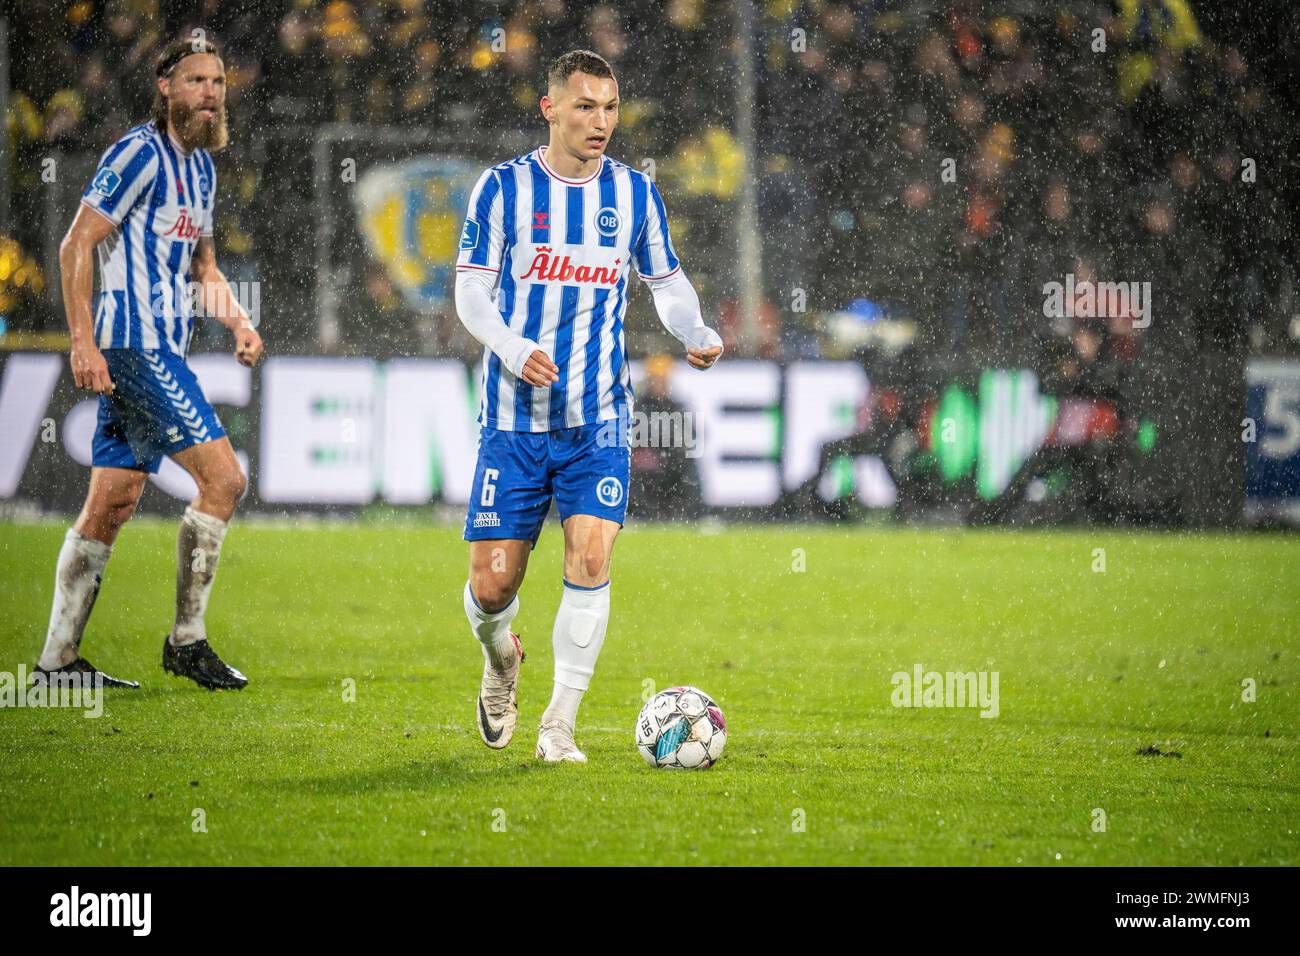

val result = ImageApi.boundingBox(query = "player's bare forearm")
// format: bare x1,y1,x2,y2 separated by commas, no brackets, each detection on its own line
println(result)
59,205,117,392
60,206,116,346
200,268,249,330
58,237,96,345
191,238,247,330
192,237,263,366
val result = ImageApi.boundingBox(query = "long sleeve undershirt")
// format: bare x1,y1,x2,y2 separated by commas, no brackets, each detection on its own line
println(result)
455,267,723,375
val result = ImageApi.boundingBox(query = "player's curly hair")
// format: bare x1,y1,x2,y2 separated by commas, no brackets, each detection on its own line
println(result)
547,50,615,89
151,36,224,132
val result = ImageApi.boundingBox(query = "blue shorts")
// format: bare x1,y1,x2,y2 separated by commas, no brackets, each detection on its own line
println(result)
464,421,631,545
92,350,226,474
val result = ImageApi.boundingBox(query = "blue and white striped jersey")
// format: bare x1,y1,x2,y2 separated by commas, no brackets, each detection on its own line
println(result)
457,146,681,432
80,121,216,355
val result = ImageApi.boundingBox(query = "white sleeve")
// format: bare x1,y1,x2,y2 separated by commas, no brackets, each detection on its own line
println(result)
643,269,724,356
455,269,539,377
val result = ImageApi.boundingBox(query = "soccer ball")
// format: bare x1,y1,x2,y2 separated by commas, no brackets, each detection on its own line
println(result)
635,686,727,769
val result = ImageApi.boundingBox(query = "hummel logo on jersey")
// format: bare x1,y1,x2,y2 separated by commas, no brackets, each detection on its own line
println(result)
521,247,621,286
533,211,549,229
473,512,501,528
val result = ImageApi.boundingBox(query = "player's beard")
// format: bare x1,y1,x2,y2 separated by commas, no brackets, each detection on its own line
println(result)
169,99,229,152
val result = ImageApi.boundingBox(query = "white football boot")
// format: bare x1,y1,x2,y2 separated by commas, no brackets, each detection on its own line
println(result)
476,633,524,749
535,719,588,764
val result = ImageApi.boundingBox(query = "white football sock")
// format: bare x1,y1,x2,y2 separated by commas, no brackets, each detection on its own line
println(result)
542,684,585,731
38,529,112,670
464,581,520,671
543,580,611,729
170,506,228,647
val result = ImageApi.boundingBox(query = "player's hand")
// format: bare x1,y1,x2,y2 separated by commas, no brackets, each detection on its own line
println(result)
234,324,263,367
70,341,114,393
686,346,722,370
520,349,559,387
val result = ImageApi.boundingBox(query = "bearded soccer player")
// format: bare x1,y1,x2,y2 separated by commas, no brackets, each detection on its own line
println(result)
32,38,262,691
456,50,723,762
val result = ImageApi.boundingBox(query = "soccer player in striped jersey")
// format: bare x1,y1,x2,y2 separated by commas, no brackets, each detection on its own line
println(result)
457,50,723,762
32,38,262,691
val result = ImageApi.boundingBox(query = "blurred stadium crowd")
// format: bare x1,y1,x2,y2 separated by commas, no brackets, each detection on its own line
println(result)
1,1,1297,523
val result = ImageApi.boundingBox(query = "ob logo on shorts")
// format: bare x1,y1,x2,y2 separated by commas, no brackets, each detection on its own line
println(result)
595,476,623,508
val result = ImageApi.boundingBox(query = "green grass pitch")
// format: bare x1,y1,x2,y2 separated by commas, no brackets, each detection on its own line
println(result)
0,520,1296,866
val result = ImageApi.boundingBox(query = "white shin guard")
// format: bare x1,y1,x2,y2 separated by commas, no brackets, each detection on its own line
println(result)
544,581,611,728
